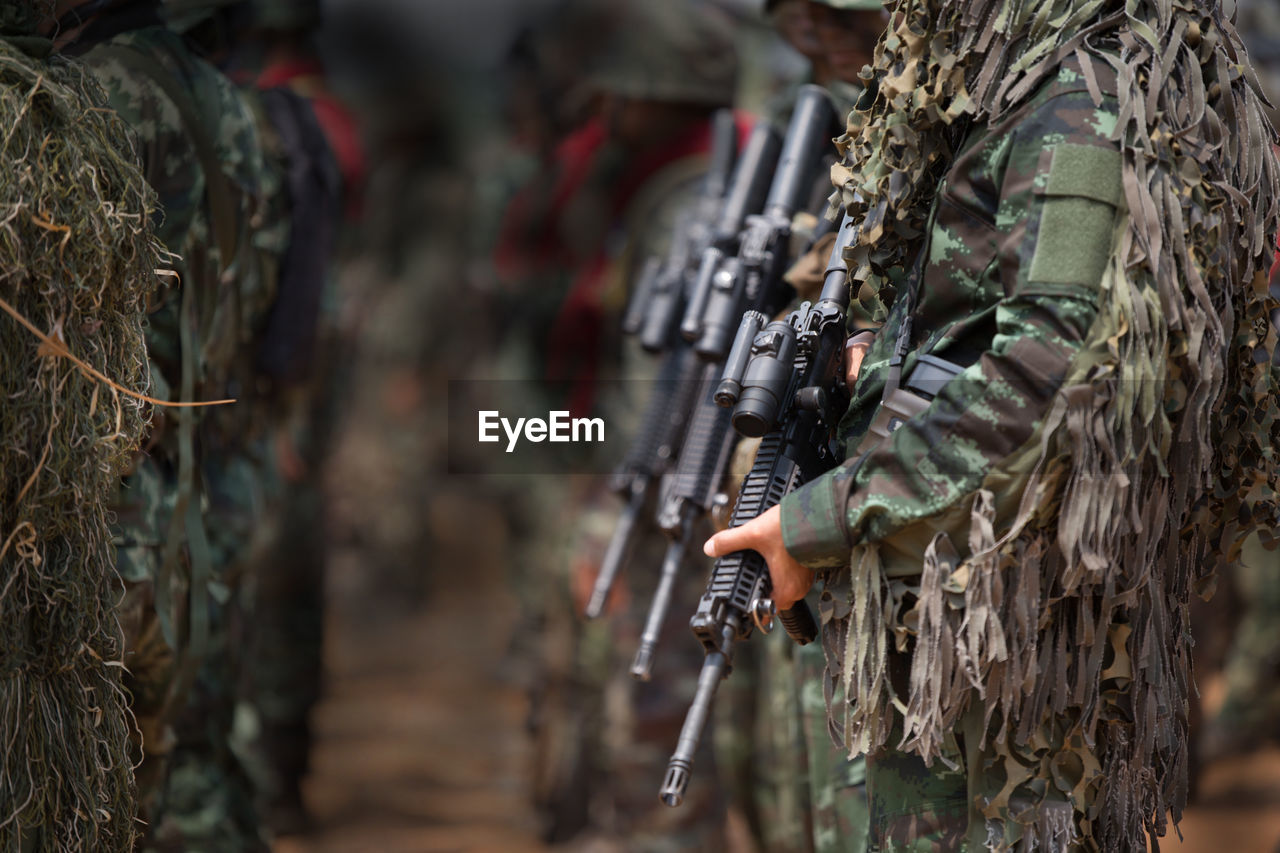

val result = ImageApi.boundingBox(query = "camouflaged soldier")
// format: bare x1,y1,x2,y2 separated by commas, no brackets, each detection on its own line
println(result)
719,5,883,852
501,2,744,849
227,0,352,834
0,4,164,848
157,0,350,836
54,1,286,848
706,0,1280,849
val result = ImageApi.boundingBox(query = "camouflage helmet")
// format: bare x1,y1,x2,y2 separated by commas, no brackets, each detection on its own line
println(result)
588,0,739,106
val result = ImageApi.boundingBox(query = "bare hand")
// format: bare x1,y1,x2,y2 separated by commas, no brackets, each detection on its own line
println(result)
703,505,814,611
845,331,875,389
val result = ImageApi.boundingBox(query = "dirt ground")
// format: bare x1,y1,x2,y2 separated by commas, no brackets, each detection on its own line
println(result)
272,492,548,853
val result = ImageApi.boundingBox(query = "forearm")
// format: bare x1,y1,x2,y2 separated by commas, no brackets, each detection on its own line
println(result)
782,286,1098,563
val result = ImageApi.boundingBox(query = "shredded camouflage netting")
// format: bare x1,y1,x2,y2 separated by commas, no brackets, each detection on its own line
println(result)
0,35,160,852
823,0,1280,848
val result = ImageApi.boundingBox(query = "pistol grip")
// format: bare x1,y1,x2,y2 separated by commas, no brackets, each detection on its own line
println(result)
779,600,817,645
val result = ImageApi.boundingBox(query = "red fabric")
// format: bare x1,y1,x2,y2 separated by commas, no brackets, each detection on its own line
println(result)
499,110,755,415
493,119,609,279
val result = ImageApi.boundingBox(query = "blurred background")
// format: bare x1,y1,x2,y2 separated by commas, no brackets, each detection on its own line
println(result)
209,0,1280,849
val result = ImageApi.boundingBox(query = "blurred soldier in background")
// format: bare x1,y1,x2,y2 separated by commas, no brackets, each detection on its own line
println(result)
1197,0,1280,771
168,0,361,835
493,2,746,848
714,5,884,853
159,0,352,842
762,0,881,122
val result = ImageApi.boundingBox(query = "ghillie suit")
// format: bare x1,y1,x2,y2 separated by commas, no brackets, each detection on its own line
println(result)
798,0,1280,848
0,9,161,851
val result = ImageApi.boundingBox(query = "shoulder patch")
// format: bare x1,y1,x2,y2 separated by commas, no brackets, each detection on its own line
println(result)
1028,143,1122,288
1043,142,1123,206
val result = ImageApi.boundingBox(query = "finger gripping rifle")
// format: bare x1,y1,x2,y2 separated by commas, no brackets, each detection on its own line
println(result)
660,213,857,807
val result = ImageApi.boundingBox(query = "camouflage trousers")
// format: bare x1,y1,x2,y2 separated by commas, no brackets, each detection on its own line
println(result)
112,444,277,853
235,473,326,834
529,492,727,851
112,456,183,826
864,651,1077,852
719,615,869,853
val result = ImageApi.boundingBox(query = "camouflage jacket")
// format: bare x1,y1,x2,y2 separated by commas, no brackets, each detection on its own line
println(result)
80,25,284,415
76,25,286,587
781,65,1122,572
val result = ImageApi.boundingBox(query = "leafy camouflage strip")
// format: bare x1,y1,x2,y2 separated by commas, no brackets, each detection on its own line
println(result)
0,35,160,851
810,0,1280,849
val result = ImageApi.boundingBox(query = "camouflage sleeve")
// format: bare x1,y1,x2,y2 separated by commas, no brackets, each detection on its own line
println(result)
782,89,1122,567
81,33,203,251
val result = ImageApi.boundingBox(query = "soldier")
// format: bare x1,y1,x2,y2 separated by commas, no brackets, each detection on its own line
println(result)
766,0,885,121
723,5,884,852
707,0,1280,848
165,0,355,835
51,1,287,848
495,2,744,848
0,4,161,849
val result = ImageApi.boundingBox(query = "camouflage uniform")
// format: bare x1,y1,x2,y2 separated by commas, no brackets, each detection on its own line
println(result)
195,0,350,834
67,10,285,849
783,62,1139,847
506,3,742,848
780,0,1280,842
730,4,882,850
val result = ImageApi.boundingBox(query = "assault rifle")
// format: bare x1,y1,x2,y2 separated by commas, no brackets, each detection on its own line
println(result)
584,118,783,619
681,85,836,362
622,109,739,353
660,212,858,807
628,86,838,678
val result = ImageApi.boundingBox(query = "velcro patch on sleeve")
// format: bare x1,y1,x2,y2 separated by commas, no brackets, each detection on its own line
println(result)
1029,143,1122,288
1042,143,1123,206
